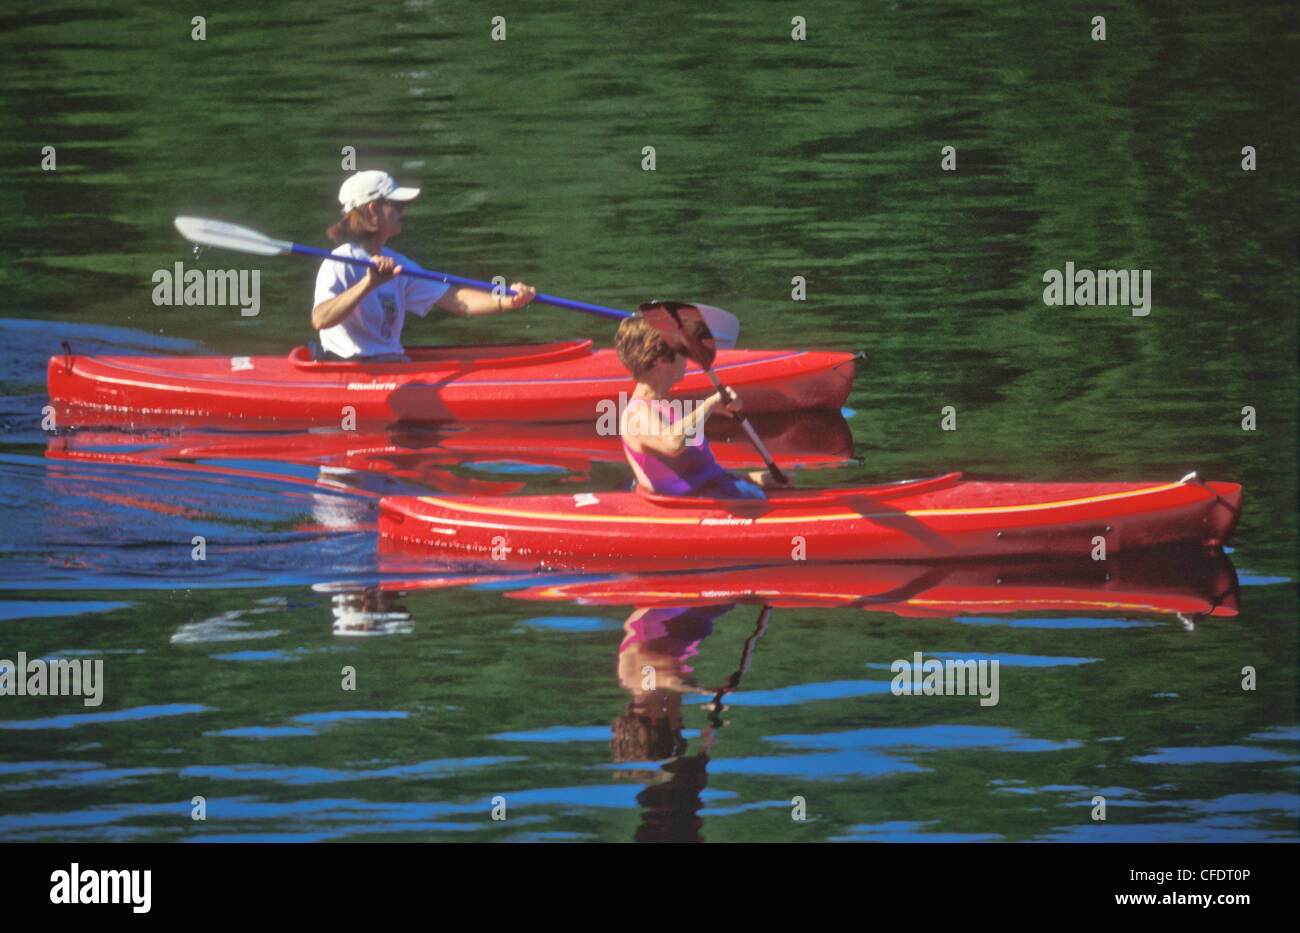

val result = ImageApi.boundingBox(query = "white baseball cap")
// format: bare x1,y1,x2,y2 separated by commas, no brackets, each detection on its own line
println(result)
338,170,420,214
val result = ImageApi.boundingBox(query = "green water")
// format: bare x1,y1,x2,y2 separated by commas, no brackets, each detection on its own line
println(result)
5,1,1296,530
0,0,1295,842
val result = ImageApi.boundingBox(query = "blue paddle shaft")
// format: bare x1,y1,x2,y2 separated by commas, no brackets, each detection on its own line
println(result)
289,243,630,320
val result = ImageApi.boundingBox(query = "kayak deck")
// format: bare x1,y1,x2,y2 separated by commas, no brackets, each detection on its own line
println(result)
48,341,857,424
378,473,1243,569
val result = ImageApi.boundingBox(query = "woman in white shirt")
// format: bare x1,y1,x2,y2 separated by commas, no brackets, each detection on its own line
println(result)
311,170,536,361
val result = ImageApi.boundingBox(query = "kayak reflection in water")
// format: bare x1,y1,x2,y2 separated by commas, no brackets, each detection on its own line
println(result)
613,605,730,843
615,315,792,498
310,170,537,362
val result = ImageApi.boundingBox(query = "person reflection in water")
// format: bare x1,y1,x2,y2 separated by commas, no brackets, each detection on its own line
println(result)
324,586,413,636
612,604,733,843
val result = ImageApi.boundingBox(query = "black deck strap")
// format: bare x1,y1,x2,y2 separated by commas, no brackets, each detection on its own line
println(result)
834,353,864,379
1182,472,1242,519
1182,574,1241,629
1211,577,1241,615
61,340,72,375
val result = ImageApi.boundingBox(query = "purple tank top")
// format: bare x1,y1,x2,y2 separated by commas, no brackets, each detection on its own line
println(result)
622,397,728,495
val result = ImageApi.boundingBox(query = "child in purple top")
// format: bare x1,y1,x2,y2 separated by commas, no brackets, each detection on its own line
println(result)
614,315,788,499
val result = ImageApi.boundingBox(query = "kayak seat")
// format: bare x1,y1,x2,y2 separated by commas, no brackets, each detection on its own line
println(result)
307,338,345,362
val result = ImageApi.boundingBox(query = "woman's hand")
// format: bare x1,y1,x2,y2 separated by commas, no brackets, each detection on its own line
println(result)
313,257,399,331
436,281,535,317
500,281,536,310
364,255,402,290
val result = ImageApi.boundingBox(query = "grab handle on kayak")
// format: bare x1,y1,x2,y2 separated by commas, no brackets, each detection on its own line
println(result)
61,340,73,375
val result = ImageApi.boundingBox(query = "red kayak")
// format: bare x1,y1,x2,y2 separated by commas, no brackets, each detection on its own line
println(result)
377,472,1242,570
507,549,1239,620
47,340,856,425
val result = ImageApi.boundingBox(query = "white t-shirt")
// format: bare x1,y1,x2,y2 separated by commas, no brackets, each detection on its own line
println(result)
314,243,451,358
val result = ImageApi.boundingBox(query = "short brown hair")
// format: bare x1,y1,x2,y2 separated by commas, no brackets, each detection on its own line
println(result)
327,201,383,244
616,315,676,380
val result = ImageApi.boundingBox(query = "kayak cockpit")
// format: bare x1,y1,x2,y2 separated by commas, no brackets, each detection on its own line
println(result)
287,340,594,371
636,472,965,508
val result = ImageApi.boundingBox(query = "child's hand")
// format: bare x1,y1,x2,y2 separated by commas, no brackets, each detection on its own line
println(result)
718,386,743,415
750,468,793,488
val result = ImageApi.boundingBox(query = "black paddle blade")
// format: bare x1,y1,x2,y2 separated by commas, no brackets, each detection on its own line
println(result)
639,301,717,369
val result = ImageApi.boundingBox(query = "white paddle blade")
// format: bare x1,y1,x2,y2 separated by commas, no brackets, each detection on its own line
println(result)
174,216,293,257
693,304,740,349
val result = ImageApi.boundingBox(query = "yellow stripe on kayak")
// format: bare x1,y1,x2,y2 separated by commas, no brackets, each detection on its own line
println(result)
411,482,1189,526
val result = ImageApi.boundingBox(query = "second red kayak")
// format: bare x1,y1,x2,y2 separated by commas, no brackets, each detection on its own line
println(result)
47,340,856,425
378,472,1242,570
